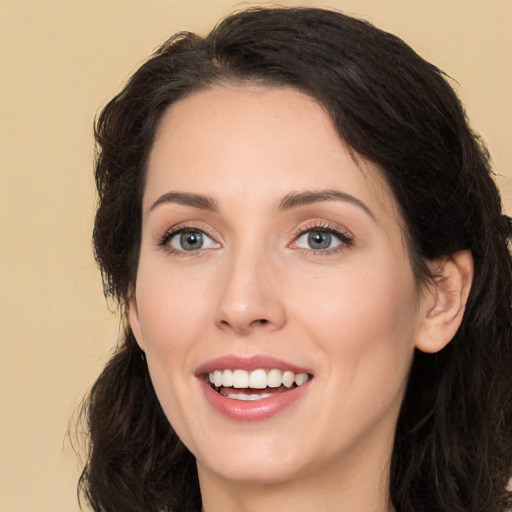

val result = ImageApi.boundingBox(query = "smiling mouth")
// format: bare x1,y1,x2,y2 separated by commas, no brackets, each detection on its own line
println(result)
207,368,311,401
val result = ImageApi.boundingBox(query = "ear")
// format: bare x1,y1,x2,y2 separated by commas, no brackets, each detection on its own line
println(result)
127,289,145,351
415,250,474,354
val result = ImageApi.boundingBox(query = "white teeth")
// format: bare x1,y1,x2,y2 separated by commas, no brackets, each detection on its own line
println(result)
295,373,308,386
282,371,295,388
208,368,310,389
232,369,249,388
248,369,267,389
226,392,274,401
222,369,233,387
213,370,223,387
267,369,282,388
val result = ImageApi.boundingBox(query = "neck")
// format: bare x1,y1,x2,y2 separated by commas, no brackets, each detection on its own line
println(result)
198,443,395,512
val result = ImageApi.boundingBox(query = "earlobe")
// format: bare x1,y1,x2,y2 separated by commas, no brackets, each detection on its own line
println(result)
415,250,474,354
127,291,145,351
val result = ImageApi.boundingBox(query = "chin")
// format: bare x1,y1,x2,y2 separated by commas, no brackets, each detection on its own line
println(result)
197,449,311,485
189,423,330,487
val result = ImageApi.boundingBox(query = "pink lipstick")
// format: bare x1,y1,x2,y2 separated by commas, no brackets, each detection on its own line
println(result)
196,355,313,422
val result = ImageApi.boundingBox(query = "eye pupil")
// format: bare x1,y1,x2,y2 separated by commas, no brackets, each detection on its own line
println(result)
308,231,331,249
180,231,203,250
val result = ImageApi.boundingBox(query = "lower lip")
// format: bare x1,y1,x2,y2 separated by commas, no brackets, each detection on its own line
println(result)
199,378,312,422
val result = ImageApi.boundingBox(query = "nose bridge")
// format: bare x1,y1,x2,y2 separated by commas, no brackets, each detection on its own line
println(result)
214,239,286,335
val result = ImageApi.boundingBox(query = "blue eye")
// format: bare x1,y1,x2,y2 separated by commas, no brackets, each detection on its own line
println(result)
169,230,218,251
295,229,346,251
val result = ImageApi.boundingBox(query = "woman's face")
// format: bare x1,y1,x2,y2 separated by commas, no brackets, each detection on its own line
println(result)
129,85,431,486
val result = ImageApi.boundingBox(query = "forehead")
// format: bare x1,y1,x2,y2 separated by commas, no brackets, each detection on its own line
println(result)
145,85,398,222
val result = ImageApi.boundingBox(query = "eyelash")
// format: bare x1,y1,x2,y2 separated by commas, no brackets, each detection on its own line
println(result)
291,221,354,255
157,221,354,256
157,223,219,257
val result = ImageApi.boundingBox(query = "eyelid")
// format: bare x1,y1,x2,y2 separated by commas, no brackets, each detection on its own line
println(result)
155,219,352,255
292,219,353,239
157,221,221,249
289,220,354,252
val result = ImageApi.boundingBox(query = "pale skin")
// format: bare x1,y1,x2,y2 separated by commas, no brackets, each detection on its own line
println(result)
128,85,473,512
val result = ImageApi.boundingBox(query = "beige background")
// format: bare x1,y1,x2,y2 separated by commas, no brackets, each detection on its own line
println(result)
0,1,510,510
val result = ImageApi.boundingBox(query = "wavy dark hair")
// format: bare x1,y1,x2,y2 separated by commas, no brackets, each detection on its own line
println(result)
79,6,512,512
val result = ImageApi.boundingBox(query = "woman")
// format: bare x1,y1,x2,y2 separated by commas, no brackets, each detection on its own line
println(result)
79,6,512,512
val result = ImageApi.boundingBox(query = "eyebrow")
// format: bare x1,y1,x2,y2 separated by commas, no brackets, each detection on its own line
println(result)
278,189,375,219
149,192,219,213
148,188,375,219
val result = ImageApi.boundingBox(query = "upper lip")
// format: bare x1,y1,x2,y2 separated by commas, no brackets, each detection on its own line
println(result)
195,355,312,376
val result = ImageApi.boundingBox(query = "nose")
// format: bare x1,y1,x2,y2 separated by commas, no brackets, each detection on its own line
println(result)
214,249,287,336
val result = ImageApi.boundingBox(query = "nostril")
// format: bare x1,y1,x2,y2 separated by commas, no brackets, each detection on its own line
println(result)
216,317,274,333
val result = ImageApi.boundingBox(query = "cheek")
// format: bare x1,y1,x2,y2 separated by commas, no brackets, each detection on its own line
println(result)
133,265,212,446
293,257,419,384
297,269,419,445
133,262,209,400
135,260,212,348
